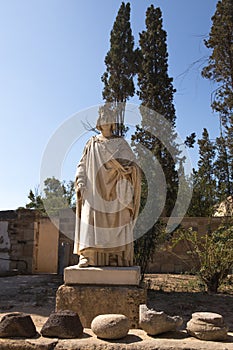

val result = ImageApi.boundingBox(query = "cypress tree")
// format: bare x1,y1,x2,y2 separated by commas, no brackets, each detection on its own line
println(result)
101,2,138,135
132,5,179,216
214,134,232,201
188,128,216,216
202,0,233,118
202,0,233,199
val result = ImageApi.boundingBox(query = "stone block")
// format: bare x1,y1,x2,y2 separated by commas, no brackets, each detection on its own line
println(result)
56,283,147,328
186,312,229,341
41,310,83,339
64,266,141,286
23,245,34,256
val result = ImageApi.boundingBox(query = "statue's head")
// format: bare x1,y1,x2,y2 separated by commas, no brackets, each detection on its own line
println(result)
96,105,117,132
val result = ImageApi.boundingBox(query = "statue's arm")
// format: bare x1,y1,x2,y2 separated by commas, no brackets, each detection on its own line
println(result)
75,139,91,195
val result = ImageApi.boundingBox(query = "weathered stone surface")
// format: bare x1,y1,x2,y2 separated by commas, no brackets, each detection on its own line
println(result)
0,312,37,338
0,328,233,350
26,337,58,349
139,304,183,336
56,284,147,328
91,314,129,340
41,310,83,339
186,312,229,341
0,338,58,350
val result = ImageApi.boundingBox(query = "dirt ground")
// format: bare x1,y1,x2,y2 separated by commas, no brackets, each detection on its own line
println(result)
145,274,233,332
0,273,232,333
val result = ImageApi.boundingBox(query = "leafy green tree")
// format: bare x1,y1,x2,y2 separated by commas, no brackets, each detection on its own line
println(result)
26,177,75,216
101,2,138,135
187,128,216,216
132,5,179,217
25,188,45,214
173,219,233,293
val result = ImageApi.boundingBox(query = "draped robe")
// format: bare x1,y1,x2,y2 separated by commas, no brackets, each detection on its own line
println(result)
73,135,141,266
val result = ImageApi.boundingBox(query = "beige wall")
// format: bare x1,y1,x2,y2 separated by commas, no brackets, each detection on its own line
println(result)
147,217,224,273
33,218,59,273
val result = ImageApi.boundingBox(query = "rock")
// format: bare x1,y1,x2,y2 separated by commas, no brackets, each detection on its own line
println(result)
139,304,183,336
186,312,228,341
0,312,37,338
41,310,83,339
91,314,129,339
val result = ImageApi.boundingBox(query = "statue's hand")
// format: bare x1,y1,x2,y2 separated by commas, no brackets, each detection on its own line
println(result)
77,184,86,198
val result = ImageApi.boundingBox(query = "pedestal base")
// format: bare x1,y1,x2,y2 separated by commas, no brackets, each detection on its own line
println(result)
64,265,141,285
56,283,147,328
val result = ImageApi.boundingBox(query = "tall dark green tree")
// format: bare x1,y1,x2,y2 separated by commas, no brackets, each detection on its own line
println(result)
132,5,179,216
132,5,181,275
202,0,233,199
223,114,233,196
214,133,232,201
101,2,138,135
202,0,233,118
137,5,176,125
188,128,216,217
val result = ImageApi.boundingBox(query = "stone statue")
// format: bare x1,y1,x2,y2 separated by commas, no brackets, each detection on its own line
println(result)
73,106,141,267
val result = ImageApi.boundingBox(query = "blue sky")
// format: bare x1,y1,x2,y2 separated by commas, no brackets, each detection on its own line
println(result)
0,0,219,210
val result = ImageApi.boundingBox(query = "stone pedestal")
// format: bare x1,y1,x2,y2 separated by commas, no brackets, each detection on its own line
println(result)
56,266,147,328
64,266,141,285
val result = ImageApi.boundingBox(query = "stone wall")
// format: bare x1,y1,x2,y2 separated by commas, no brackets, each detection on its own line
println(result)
0,209,76,275
147,217,224,273
0,209,39,274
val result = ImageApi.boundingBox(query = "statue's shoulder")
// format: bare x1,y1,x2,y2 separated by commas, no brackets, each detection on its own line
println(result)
86,135,96,145
81,136,95,155
118,136,131,147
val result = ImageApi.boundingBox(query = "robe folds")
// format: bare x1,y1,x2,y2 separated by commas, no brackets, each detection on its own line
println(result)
73,135,141,266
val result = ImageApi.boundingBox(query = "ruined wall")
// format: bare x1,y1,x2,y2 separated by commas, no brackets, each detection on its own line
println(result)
0,221,10,271
0,209,72,275
0,210,38,274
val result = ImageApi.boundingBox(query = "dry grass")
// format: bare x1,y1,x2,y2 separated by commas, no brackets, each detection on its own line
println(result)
144,273,233,294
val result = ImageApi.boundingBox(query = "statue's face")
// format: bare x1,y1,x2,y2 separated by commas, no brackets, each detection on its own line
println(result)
99,111,110,125
100,123,112,133
97,109,115,133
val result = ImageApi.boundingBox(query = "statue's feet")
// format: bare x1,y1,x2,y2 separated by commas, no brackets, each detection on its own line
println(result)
109,254,118,267
78,255,89,268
